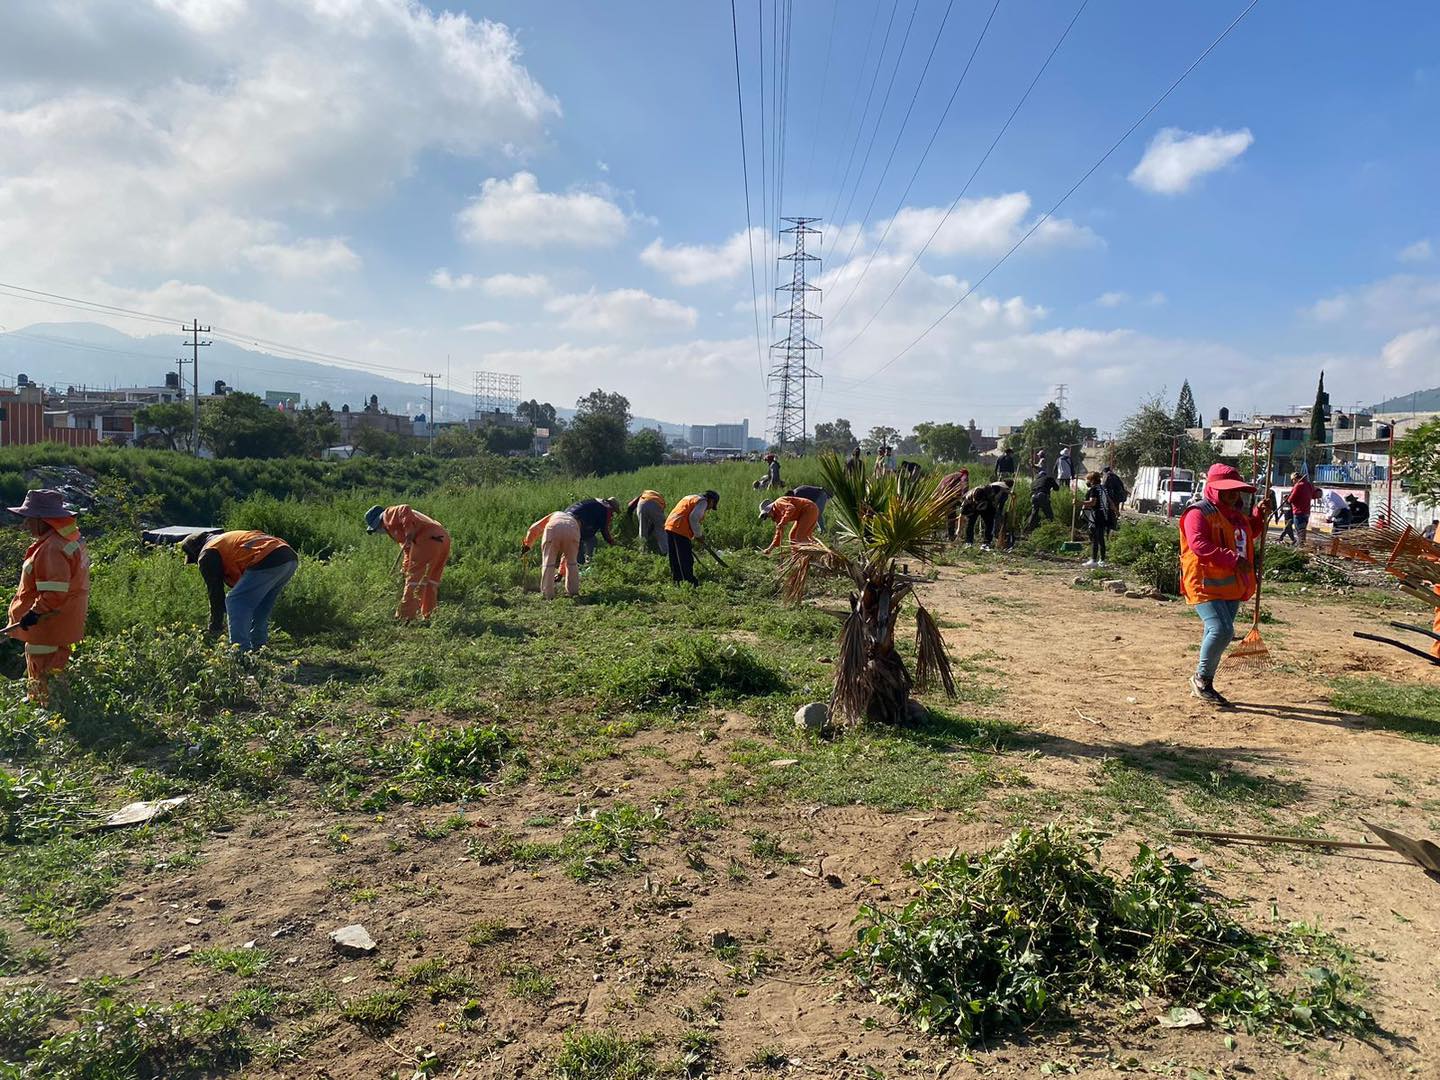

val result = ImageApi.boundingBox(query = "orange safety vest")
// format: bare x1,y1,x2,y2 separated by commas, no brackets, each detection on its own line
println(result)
1178,502,1254,604
9,519,90,649
203,530,292,588
638,490,667,512
380,505,447,547
1431,584,1440,661
665,495,705,538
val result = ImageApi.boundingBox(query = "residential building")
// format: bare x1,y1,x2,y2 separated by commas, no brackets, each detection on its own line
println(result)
0,384,98,448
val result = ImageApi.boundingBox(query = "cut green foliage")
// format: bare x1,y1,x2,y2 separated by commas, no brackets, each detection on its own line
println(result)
853,825,1370,1044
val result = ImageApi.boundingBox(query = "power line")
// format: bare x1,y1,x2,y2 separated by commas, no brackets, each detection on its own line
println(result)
800,0,842,205
729,0,768,390
825,0,1003,327
757,0,770,324
852,0,1263,387
828,0,1085,353
814,0,891,239
825,0,923,259
823,0,905,250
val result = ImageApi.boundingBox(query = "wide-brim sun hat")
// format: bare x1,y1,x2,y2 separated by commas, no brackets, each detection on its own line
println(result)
7,489,79,518
1204,463,1256,493
758,499,775,520
364,505,385,533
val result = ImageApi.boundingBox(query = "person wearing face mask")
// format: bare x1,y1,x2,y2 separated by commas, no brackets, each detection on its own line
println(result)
1178,464,1272,705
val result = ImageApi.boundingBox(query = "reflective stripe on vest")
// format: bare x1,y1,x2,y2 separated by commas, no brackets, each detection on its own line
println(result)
25,643,59,656
35,581,70,592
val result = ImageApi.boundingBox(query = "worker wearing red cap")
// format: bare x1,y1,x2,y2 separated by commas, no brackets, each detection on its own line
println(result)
5,489,90,703
1178,464,1273,705
366,505,451,621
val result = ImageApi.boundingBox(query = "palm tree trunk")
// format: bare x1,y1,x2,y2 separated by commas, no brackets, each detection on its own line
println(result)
833,570,914,725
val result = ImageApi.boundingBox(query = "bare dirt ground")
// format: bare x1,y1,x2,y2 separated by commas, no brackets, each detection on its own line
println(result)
35,562,1440,1079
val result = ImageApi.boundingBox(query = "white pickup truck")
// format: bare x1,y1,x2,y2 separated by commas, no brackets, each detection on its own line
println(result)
1131,466,1196,515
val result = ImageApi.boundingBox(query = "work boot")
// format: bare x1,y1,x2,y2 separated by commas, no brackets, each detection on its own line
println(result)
1190,676,1230,707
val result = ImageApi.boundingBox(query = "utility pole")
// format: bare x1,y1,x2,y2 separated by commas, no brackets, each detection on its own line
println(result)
181,319,210,456
423,373,441,450
766,217,823,453
1054,383,1068,415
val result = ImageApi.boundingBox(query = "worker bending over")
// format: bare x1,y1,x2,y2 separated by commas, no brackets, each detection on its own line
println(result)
760,496,819,554
523,513,570,584
365,504,451,621
937,469,970,541
181,529,297,652
961,479,1012,550
664,490,720,586
626,490,669,554
565,498,619,565
5,489,89,703
539,510,581,600
785,485,829,528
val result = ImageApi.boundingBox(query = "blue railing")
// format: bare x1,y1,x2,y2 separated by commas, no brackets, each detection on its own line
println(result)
1313,463,1387,484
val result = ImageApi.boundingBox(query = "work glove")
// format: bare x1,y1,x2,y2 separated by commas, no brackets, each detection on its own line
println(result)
18,611,40,630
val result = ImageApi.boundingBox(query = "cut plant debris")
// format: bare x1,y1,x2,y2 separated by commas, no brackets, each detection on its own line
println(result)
851,825,1371,1044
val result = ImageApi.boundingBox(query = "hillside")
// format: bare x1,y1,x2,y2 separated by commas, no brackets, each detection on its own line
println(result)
1371,386,1440,413
0,322,686,434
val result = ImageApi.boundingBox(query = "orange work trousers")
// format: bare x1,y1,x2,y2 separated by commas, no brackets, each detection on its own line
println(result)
541,513,581,600
398,531,451,620
787,504,819,545
25,643,72,704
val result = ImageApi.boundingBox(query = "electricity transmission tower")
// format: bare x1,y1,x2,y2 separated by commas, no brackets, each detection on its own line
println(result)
766,217,822,452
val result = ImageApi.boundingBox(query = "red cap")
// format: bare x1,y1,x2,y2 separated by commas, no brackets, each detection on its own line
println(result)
1205,463,1256,493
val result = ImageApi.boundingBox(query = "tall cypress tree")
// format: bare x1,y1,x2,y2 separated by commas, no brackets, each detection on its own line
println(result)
1173,380,1200,429
1309,371,1329,450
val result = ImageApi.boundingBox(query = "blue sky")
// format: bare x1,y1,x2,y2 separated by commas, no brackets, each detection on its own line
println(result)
0,0,1436,434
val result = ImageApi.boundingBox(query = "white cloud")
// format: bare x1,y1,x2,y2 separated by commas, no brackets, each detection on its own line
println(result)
457,172,628,248
641,229,764,286
1146,291,1168,306
479,272,550,298
544,288,697,335
1380,325,1440,372
1399,239,1433,263
1096,291,1128,307
1306,274,1440,329
242,238,360,277
878,193,1097,258
460,320,510,333
430,269,476,291
1129,127,1254,195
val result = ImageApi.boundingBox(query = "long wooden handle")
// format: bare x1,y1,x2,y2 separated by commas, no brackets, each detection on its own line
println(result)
1174,828,1381,851
1353,631,1440,664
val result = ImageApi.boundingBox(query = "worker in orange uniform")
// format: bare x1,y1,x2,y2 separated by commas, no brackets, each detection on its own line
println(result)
5,489,90,704
626,490,669,555
365,505,451,621
521,512,570,585
759,496,819,554
1178,463,1270,706
539,509,581,599
180,529,298,652
664,490,720,586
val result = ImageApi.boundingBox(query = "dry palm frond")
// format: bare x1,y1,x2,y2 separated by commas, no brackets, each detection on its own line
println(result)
781,540,858,604
913,602,957,698
829,596,869,724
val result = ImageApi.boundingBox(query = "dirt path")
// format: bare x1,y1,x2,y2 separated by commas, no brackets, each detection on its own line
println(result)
25,563,1440,1079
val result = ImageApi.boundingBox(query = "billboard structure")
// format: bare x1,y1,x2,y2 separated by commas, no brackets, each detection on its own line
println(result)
473,371,521,417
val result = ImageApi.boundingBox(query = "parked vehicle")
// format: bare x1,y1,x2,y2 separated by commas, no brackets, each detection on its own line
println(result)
1131,466,1196,515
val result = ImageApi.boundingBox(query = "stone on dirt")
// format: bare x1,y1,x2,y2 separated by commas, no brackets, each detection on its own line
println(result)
709,929,736,950
794,702,828,733
330,924,377,954
1104,580,1128,594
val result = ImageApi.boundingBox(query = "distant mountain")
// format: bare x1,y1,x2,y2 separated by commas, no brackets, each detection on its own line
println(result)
0,322,685,433
1371,386,1440,414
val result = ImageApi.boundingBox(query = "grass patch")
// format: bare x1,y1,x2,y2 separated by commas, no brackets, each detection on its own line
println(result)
191,946,268,978
853,824,1371,1044
1330,678,1440,743
552,1029,655,1080
339,986,414,1033
509,964,558,1005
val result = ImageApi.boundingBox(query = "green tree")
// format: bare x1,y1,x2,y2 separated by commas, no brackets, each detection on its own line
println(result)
1394,417,1440,505
518,399,560,430
1308,371,1330,464
352,425,411,458
134,401,194,452
199,392,297,459
813,418,856,453
483,425,534,455
1106,395,1215,478
781,454,963,724
627,428,666,468
557,412,630,477
912,421,972,463
1017,403,1089,475
293,402,340,457
863,425,901,452
432,426,486,459
1173,380,1200,430
575,388,632,428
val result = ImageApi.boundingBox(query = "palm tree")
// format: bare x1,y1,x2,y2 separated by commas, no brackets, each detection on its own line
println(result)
782,452,964,725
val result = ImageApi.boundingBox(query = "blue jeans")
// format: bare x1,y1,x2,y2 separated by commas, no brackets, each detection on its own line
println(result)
1194,599,1241,682
226,559,298,652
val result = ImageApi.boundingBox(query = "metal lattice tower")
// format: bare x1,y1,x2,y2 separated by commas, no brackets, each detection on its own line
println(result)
472,370,521,417
766,217,823,452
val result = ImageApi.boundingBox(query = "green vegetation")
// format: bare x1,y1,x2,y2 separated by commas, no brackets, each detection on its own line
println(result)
552,1029,655,1080
1330,678,1440,743
853,825,1370,1043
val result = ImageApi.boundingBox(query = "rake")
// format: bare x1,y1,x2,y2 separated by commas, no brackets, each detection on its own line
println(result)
1230,432,1276,659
